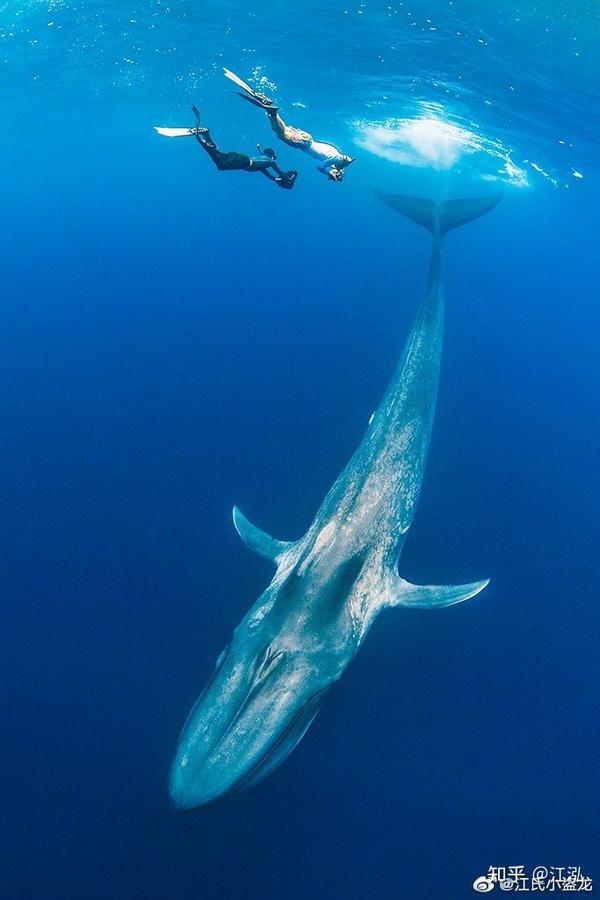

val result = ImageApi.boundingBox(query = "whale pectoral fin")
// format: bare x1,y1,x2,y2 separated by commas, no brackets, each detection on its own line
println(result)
232,506,293,563
388,576,490,608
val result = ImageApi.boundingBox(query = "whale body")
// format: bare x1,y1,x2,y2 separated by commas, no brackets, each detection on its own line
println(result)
169,191,500,809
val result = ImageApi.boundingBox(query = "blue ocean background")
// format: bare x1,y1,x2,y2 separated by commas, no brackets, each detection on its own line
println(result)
3,2,599,897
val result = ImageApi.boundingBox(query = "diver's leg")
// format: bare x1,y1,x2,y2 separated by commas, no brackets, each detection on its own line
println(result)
259,168,278,182
196,128,216,148
191,105,209,138
202,146,251,171
267,110,287,140
198,141,228,169
267,110,312,149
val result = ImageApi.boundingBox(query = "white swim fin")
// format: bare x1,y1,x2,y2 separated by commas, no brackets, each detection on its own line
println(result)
153,126,196,138
223,67,256,95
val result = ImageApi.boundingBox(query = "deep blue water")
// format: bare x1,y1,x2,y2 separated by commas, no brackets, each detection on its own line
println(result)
3,2,600,898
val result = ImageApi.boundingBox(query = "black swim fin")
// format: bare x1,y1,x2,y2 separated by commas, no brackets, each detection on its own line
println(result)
237,92,278,112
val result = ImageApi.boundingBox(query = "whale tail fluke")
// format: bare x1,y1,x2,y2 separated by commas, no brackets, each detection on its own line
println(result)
375,190,501,236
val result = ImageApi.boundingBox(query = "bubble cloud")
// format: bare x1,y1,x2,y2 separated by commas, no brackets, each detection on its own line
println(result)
353,107,531,187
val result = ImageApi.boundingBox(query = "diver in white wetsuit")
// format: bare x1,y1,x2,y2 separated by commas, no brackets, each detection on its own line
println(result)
224,68,355,182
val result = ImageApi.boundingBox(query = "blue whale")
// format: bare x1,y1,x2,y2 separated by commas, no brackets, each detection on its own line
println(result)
170,191,501,809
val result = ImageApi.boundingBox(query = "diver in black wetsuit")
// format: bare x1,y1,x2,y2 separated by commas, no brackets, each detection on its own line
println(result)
192,106,297,189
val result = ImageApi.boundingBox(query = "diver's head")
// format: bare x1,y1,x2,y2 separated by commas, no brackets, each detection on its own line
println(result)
263,147,276,159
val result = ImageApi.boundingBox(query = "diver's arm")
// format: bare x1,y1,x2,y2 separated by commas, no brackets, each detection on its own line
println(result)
317,159,343,180
259,168,278,181
256,146,282,176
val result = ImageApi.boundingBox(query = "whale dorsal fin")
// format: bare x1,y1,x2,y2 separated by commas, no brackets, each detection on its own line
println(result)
387,576,489,608
232,506,293,563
